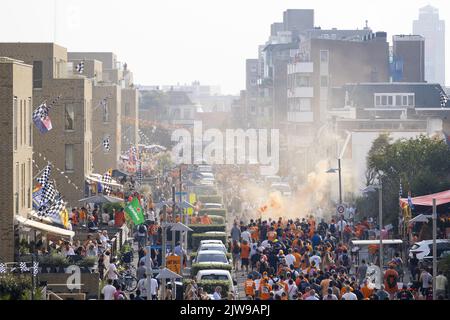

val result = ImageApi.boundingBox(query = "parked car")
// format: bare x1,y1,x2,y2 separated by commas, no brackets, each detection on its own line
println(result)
409,239,450,260
200,239,224,246
264,175,281,186
197,165,213,173
198,242,227,254
202,203,223,209
270,182,292,197
194,250,230,265
196,269,237,295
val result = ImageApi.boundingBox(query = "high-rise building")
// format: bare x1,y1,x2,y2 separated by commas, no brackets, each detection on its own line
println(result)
0,57,33,262
282,9,314,38
392,35,425,82
413,5,445,85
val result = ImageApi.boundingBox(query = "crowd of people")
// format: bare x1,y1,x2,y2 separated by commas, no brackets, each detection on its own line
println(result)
229,216,448,300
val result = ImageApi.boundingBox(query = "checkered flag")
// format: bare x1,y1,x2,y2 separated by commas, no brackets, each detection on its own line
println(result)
19,262,29,272
41,180,57,206
46,196,66,224
103,136,111,152
0,263,6,273
136,161,143,185
32,262,39,275
75,61,84,73
32,103,49,122
101,170,112,195
440,91,448,107
37,164,52,186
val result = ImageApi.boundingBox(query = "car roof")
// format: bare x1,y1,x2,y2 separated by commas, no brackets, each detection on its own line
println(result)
197,250,227,255
200,239,223,243
197,269,231,275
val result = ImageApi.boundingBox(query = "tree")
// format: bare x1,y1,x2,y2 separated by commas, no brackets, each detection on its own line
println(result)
356,134,450,229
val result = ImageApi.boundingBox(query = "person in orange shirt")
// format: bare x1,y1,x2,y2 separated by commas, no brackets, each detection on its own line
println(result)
240,240,251,273
200,214,212,225
360,279,373,299
244,275,256,298
293,248,302,270
250,224,259,241
191,214,198,224
259,278,272,300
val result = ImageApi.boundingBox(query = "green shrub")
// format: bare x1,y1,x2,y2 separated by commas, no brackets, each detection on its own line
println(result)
76,256,97,268
198,209,227,218
194,187,218,196
103,202,125,214
183,279,231,296
191,233,228,250
0,274,33,300
209,215,225,225
187,225,226,245
190,263,232,277
198,195,223,204
40,253,69,268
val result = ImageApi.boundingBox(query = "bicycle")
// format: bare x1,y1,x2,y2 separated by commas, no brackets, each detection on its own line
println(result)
117,266,138,292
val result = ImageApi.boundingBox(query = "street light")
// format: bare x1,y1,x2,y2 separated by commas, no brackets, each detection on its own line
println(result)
362,181,383,287
326,158,343,242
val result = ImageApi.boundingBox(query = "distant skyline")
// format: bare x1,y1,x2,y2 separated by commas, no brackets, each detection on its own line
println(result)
1,0,449,94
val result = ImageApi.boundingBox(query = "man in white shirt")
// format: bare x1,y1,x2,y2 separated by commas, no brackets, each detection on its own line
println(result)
212,286,222,300
102,279,116,300
285,249,296,268
304,289,320,300
137,274,148,299
341,286,358,300
241,227,252,244
150,277,159,300
337,218,347,234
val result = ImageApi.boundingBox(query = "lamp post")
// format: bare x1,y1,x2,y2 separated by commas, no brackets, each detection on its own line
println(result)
362,180,383,286
326,158,343,242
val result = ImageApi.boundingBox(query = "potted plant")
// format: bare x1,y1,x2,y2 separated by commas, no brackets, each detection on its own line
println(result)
47,254,69,273
77,256,97,273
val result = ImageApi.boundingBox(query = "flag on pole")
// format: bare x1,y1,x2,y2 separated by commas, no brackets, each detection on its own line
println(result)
45,195,69,228
124,197,145,225
101,168,113,195
32,103,53,133
136,160,143,185
40,180,57,207
37,164,52,186
75,61,84,73
407,191,415,210
102,136,111,152
399,179,403,198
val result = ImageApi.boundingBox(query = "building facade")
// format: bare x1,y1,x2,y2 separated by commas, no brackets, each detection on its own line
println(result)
0,43,94,206
0,57,33,262
392,35,425,82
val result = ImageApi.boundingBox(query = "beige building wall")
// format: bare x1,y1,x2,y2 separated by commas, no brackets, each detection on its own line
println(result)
68,52,117,70
92,84,121,174
33,78,93,206
121,88,139,151
0,57,33,262
69,59,103,83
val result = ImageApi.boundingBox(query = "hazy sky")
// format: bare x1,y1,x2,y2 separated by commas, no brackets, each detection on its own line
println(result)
1,0,449,94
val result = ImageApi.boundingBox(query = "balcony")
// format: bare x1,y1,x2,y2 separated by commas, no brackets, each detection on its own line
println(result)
287,111,314,123
287,87,314,98
287,62,314,74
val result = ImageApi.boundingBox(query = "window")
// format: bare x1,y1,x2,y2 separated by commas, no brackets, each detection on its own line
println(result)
381,96,387,106
376,96,381,106
102,100,109,123
27,159,31,208
408,95,414,106
33,61,43,88
15,162,19,214
395,95,402,106
402,96,407,106
21,163,25,208
65,104,75,130
388,96,393,106
65,144,74,171
320,50,329,63
299,99,311,111
124,103,130,116
13,97,18,150
27,98,32,146
320,76,328,87
19,100,23,146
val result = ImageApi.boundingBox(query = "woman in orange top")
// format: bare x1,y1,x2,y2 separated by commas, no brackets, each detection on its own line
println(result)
240,240,251,272
360,280,373,299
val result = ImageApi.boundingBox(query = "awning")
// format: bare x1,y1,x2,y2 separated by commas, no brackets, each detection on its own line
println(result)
79,194,124,204
15,215,75,238
351,239,403,245
85,173,123,188
408,214,432,224
400,189,450,207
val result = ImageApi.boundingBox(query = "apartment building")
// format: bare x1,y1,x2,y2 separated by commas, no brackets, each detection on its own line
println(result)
0,43,93,206
0,57,33,262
